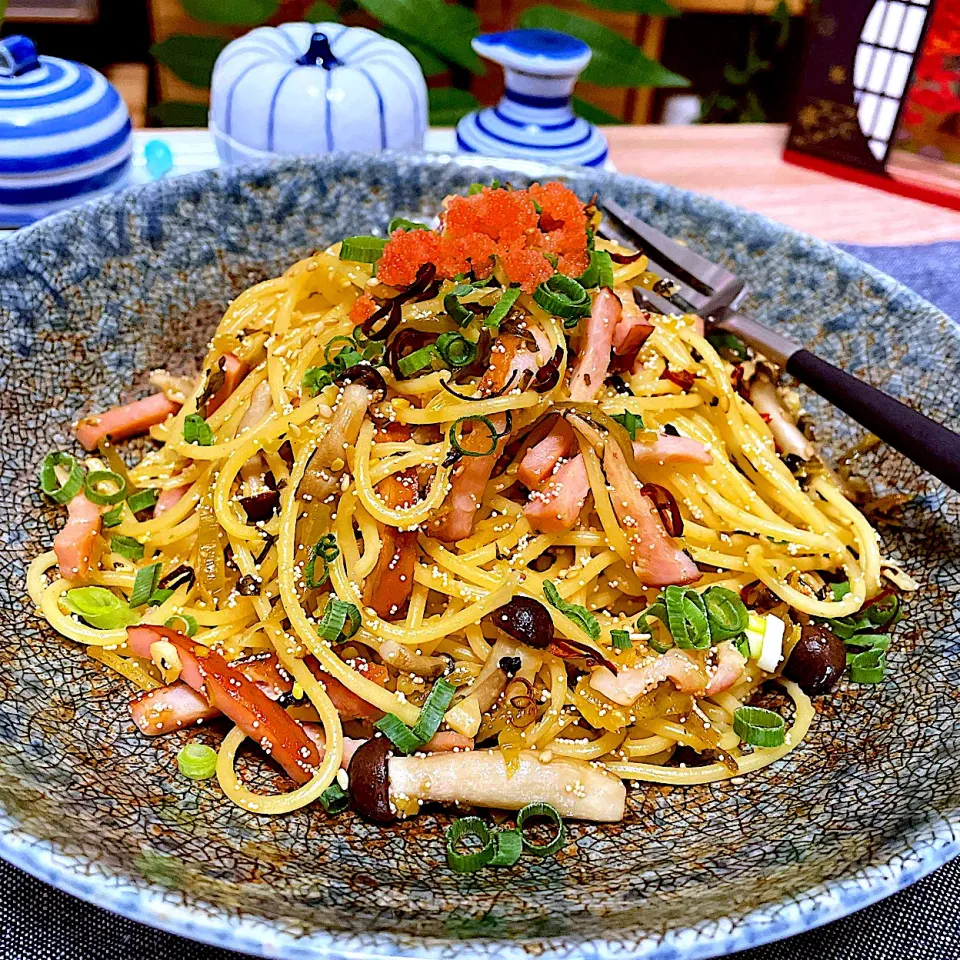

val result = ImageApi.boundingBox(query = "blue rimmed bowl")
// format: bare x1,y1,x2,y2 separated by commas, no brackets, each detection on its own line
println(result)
0,153,958,960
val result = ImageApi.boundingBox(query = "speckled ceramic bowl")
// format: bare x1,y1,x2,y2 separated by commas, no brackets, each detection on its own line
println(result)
1,154,958,960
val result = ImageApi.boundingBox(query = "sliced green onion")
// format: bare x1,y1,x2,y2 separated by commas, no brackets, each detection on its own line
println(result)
733,706,786,748
129,563,161,607
410,679,456,744
467,179,500,196
444,291,476,328
102,503,125,528
148,588,175,607
611,411,643,441
533,274,591,324
111,534,144,560
706,330,748,360
543,580,601,641
662,585,711,649
126,487,160,514
324,335,357,364
183,413,214,447
317,597,360,642
83,469,127,506
449,415,499,460
830,581,851,601
638,603,673,652
303,366,334,396
579,249,614,289
164,613,198,637
850,648,887,683
177,742,217,780
339,236,387,263
484,287,521,332
843,632,891,651
374,713,422,753
490,828,524,867
436,332,478,368
388,216,429,233
516,802,566,857
397,345,438,378
611,629,632,650
446,816,495,873
320,781,351,814
39,452,85,504
304,534,339,588
64,586,137,630
703,586,748,642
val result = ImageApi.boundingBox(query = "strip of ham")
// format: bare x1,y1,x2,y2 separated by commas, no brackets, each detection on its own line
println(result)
632,434,712,468
521,290,623,487
611,297,654,371
604,439,700,587
307,659,389,722
363,422,419,620
205,354,248,416
75,393,180,451
127,625,320,783
703,641,747,697
429,332,540,543
523,454,589,533
54,490,103,580
153,484,190,518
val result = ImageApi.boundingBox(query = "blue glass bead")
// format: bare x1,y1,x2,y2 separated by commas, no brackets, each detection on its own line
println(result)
144,139,174,179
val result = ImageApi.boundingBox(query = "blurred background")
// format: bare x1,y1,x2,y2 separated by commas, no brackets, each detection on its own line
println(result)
0,0,808,130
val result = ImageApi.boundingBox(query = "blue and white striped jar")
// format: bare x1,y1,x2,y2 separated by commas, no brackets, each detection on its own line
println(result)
0,35,132,227
456,29,608,168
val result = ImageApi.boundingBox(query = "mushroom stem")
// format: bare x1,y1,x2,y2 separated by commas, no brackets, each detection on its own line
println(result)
378,639,448,678
388,749,626,822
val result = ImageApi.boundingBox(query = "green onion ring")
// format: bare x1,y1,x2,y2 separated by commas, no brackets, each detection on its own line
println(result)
533,274,591,325
449,415,500,460
177,742,217,780
83,469,127,506
733,706,786,748
490,828,524,867
39,452,85,505
339,236,387,263
850,648,887,683
436,331,478,368
516,802,566,857
703,586,748,642
446,817,495,873
164,613,198,637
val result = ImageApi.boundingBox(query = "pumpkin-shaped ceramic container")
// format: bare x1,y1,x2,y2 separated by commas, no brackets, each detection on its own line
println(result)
210,23,428,165
0,34,132,227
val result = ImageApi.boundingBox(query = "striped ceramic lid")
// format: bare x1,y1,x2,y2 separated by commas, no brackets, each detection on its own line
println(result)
0,35,132,226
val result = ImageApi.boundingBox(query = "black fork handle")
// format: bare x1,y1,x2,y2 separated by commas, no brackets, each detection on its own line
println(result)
785,350,960,492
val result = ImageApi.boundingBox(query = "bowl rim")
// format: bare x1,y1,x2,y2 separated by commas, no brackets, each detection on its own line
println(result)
3,151,959,960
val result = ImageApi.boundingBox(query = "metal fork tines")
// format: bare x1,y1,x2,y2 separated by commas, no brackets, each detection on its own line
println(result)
599,198,744,319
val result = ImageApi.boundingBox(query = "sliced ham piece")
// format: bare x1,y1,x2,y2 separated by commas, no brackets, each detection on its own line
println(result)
518,418,577,488
568,288,621,401
363,422,419,620
590,649,707,706
75,393,181,451
704,640,747,697
127,625,320,783
422,730,474,752
611,298,654,371
604,440,700,587
307,659,389,722
632,434,712,468
131,682,218,735
153,483,190,518
204,354,249,416
54,491,103,580
523,454,589,533
430,333,540,543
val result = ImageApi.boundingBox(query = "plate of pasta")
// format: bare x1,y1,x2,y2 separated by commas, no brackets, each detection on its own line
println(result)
5,154,960,960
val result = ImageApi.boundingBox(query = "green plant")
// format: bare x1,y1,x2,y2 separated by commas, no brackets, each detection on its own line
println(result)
698,0,791,124
151,0,688,127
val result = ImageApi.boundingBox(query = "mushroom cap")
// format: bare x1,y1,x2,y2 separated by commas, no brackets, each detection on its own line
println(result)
348,735,396,822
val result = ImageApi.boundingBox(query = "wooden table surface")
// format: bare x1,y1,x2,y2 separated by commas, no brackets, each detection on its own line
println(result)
602,123,960,245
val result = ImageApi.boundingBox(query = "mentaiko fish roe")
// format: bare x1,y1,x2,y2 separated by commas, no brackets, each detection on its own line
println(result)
349,292,378,325
375,182,590,293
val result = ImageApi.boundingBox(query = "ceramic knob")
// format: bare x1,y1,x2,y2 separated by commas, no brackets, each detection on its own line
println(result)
209,22,428,165
456,28,608,167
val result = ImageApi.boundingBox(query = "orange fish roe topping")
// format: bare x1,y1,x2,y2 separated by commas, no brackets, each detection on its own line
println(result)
375,181,589,292
376,228,442,288
349,292,378,325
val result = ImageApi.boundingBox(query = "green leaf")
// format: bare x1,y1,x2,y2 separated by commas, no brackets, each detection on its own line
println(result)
429,87,479,126
305,1,338,20
381,28,447,76
520,6,688,89
151,35,227,89
356,0,483,74
771,0,791,49
0,0,7,21
148,100,210,127
723,64,750,86
572,96,623,125
580,0,678,14
181,0,278,25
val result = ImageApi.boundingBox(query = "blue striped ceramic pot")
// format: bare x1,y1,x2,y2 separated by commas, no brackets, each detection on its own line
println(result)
456,29,608,167
210,23,428,165
0,35,131,227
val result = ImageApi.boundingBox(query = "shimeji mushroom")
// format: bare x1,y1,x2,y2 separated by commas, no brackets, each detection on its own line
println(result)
348,738,626,823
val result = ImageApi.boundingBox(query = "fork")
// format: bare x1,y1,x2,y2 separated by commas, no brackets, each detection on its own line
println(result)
599,199,960,493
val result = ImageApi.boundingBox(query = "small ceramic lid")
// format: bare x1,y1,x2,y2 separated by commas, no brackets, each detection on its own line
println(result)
472,29,592,77
0,35,132,226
